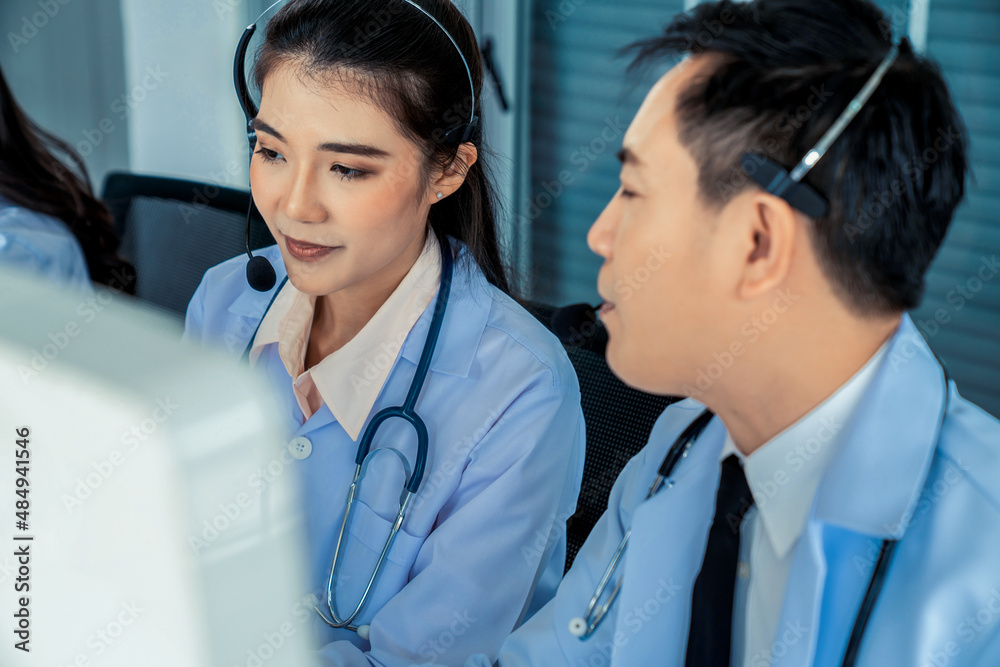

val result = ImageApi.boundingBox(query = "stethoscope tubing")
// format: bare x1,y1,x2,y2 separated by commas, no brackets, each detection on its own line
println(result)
316,236,453,630
238,235,454,634
570,358,949,667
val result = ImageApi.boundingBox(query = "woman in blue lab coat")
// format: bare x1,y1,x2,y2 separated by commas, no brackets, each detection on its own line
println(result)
184,1,585,665
0,63,133,291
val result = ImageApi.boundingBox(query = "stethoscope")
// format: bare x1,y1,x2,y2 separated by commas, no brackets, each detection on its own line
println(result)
569,359,952,667
232,0,477,640
240,235,453,640
568,409,715,640
314,236,453,637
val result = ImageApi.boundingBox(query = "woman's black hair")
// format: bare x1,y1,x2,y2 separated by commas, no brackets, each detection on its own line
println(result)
0,64,135,293
253,0,514,296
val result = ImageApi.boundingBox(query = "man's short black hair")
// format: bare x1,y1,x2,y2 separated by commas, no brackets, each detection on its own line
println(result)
628,0,968,316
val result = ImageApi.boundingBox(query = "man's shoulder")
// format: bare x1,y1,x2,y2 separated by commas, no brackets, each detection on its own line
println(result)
935,387,1000,516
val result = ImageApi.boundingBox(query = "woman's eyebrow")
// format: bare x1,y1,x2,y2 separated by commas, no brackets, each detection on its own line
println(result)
252,118,286,142
252,118,389,158
316,141,390,159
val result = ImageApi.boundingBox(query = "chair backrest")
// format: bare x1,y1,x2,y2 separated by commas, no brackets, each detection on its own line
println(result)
101,171,274,318
522,301,678,571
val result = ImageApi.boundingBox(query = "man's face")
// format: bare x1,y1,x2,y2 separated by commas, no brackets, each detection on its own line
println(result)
587,56,747,395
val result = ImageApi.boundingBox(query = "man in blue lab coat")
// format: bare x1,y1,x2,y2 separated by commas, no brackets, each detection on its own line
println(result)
469,0,1000,665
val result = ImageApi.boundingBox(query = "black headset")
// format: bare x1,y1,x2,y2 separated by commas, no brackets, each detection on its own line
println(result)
742,42,900,221
232,0,481,292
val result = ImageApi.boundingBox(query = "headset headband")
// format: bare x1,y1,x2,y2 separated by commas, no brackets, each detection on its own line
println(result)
233,0,480,149
742,43,900,219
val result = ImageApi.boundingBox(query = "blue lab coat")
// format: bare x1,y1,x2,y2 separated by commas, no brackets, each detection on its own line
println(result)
481,315,1000,666
185,241,586,666
0,196,90,289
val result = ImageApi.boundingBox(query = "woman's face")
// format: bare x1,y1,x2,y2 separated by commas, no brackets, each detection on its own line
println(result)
250,61,436,298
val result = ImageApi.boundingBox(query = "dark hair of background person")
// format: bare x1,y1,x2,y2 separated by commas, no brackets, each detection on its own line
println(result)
626,0,968,316
253,0,514,297
0,64,135,293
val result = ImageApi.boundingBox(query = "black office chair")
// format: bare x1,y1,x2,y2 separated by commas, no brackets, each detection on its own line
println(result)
101,172,274,318
523,301,679,571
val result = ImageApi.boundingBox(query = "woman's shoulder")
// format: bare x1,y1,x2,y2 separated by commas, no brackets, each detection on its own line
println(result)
193,245,285,304
184,245,285,341
453,248,577,393
0,197,90,287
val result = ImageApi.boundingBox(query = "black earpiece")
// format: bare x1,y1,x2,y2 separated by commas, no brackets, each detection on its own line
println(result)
234,23,276,292
741,43,899,220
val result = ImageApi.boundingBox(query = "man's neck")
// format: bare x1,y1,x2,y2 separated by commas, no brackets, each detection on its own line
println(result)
708,314,902,456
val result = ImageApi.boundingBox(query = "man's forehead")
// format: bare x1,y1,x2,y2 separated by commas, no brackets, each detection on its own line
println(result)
622,55,714,165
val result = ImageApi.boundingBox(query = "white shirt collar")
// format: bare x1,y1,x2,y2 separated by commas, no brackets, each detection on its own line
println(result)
249,232,442,440
720,341,890,557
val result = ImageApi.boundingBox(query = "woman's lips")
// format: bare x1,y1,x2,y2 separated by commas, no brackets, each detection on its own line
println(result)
284,236,340,262
598,301,616,319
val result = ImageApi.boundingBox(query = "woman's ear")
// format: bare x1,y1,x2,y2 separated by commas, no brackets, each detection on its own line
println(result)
430,143,478,202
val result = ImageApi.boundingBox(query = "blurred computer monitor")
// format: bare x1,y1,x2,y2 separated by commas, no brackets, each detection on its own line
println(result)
0,267,314,666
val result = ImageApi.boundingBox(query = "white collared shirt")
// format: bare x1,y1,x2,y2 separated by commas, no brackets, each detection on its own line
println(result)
248,231,442,440
723,341,890,667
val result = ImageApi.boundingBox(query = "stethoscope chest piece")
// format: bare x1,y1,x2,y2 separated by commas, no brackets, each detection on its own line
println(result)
568,616,588,638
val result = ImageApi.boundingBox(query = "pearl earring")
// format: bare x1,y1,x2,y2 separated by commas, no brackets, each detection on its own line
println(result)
436,192,443,199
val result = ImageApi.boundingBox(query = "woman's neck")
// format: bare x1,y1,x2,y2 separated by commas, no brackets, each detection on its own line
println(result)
304,231,428,369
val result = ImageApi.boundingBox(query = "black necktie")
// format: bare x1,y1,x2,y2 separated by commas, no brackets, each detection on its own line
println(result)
685,454,756,667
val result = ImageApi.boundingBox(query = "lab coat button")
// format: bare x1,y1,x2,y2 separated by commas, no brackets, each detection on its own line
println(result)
288,436,312,460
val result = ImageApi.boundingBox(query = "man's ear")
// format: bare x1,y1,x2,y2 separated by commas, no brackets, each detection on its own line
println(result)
736,191,800,300
430,143,479,202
